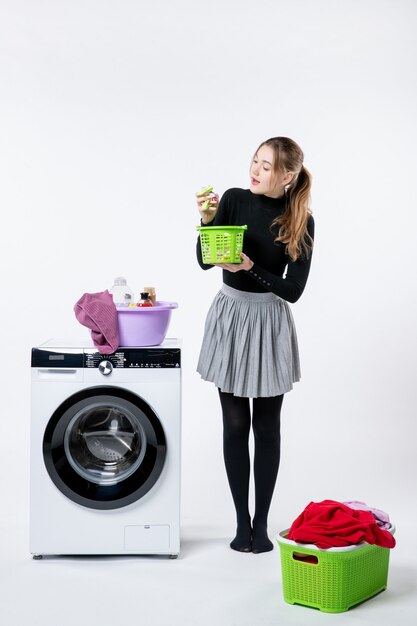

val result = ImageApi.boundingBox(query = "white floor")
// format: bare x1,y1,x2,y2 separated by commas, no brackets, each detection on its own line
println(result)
1,520,416,625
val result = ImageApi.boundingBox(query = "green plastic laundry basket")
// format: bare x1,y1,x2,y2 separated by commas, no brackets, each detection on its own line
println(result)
276,527,395,613
196,225,247,263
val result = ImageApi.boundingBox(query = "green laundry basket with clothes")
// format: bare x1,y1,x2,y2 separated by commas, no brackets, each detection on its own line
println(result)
276,526,395,613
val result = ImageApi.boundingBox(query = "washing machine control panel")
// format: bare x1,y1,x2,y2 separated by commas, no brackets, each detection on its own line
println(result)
32,347,181,369
85,349,181,369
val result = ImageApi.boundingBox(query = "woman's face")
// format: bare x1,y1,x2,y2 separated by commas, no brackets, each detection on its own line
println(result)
250,144,289,198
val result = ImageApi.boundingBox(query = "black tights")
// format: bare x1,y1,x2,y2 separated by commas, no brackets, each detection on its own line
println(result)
218,389,283,553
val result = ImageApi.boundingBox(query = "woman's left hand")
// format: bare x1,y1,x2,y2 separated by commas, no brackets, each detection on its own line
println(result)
213,252,254,273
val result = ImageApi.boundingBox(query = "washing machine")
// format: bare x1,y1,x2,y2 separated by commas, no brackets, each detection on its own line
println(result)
30,338,181,558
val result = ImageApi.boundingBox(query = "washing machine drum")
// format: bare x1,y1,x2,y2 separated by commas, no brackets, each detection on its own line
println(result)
43,387,167,510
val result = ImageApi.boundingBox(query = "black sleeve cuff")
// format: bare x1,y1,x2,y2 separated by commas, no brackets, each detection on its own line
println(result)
247,264,273,288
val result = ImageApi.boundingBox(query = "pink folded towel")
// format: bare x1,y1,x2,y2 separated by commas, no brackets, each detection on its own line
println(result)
74,290,119,354
344,500,391,530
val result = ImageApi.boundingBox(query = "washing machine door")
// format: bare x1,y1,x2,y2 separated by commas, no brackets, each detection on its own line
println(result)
43,387,166,510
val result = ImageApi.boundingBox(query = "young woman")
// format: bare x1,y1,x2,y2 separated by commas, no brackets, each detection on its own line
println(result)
196,137,315,553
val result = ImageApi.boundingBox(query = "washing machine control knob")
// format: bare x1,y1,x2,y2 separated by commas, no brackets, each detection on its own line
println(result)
98,360,113,376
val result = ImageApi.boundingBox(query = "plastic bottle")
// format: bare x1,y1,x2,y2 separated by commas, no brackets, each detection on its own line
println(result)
137,292,153,307
109,277,134,307
143,287,156,305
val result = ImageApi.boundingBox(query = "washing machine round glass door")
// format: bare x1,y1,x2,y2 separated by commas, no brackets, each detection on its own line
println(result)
43,387,166,510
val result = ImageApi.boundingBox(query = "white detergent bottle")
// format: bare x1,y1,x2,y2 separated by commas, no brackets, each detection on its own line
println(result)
109,277,134,306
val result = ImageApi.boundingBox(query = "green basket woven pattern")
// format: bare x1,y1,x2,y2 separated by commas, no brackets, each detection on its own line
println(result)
277,536,391,613
197,225,247,264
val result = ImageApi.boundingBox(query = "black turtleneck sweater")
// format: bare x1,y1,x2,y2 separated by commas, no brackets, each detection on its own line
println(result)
196,188,315,303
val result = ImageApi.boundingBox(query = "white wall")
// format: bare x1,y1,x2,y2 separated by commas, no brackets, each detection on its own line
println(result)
1,0,416,531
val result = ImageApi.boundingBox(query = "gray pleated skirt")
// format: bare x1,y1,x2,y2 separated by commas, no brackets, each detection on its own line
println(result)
197,284,301,398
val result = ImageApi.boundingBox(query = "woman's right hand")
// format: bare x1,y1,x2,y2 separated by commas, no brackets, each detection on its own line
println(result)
196,190,219,224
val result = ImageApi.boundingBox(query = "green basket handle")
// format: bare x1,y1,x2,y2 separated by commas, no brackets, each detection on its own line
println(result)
196,225,248,231
292,552,319,564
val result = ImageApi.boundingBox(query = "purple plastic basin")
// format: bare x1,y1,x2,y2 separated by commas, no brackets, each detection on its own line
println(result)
116,301,178,347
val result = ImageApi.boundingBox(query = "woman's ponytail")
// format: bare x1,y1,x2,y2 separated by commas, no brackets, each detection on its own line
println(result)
272,162,313,262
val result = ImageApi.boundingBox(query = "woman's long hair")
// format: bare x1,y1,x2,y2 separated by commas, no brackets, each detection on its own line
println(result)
256,137,313,261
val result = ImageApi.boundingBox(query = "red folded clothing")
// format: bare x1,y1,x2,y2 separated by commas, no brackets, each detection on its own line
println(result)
287,500,395,549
